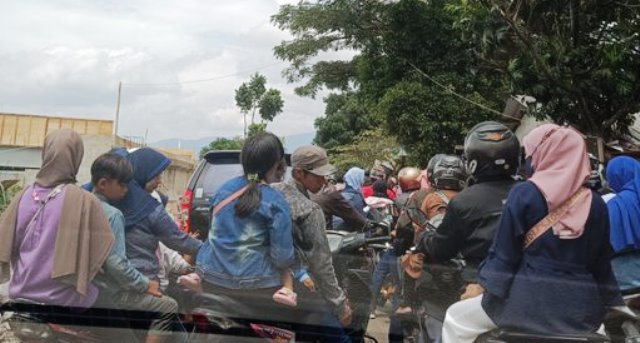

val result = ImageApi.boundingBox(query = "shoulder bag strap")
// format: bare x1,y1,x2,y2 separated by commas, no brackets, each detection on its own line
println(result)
523,187,590,249
434,190,450,205
212,186,249,216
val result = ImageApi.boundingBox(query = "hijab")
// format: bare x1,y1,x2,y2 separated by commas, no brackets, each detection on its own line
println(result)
606,156,640,253
114,147,171,227
522,124,593,239
0,128,114,295
344,167,365,191
35,128,84,187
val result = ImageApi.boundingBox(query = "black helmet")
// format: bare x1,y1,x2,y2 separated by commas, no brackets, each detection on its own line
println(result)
426,154,446,185
433,155,467,191
464,121,520,178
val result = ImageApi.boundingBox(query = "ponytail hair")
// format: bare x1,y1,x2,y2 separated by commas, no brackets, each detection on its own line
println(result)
235,132,285,217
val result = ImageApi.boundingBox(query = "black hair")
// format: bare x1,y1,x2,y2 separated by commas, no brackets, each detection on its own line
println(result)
235,132,285,217
91,152,134,186
372,179,389,198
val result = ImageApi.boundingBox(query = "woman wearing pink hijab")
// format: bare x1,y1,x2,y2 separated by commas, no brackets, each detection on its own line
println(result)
442,124,622,343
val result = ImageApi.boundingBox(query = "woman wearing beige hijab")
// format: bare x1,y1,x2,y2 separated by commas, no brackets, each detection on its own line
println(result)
0,128,114,308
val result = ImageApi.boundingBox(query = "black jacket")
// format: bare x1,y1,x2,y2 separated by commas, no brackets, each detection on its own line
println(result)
416,179,518,281
310,185,368,231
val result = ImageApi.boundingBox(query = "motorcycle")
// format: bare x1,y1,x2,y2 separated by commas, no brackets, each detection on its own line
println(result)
399,255,640,343
170,225,391,343
327,229,391,343
1,298,163,342
0,216,393,343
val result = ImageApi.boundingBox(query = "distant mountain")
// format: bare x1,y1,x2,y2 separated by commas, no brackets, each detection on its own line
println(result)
151,132,316,157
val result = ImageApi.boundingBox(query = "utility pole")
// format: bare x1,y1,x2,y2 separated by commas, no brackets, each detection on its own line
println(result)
114,81,122,141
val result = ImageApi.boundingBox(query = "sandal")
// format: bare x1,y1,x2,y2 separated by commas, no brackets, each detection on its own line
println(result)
273,287,297,307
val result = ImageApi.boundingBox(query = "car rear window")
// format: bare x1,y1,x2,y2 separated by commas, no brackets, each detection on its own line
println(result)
193,163,244,200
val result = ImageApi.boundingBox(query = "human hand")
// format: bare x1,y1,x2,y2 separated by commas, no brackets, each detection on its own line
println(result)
303,278,316,292
460,283,485,300
409,253,424,270
183,254,195,265
339,301,353,327
147,280,163,297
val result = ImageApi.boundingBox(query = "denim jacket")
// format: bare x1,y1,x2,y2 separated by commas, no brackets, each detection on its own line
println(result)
196,176,295,289
93,194,149,293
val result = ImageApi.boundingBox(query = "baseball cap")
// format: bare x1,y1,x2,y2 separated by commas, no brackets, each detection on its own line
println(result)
291,145,336,176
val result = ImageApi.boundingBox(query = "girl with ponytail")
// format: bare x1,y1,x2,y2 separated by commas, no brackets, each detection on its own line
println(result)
196,132,299,309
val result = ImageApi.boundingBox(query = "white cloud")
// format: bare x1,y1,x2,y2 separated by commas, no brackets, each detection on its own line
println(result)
0,0,333,142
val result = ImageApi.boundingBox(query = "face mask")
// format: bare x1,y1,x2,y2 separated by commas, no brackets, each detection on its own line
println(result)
524,157,535,178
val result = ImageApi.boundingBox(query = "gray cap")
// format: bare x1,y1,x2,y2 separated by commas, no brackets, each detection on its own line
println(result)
291,145,336,176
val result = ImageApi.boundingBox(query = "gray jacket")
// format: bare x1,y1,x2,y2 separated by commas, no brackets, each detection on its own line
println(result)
273,180,347,315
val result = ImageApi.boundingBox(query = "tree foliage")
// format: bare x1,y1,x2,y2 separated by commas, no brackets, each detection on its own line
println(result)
0,183,22,216
273,0,640,162
199,137,244,159
273,0,505,164
448,0,640,139
314,92,378,149
329,128,402,176
234,73,284,137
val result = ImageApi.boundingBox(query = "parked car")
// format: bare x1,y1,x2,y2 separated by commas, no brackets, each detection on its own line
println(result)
179,150,290,239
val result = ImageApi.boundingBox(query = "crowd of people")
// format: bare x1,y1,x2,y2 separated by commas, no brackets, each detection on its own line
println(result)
0,119,639,343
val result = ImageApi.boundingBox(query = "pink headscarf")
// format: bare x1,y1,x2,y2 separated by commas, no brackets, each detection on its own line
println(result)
522,124,592,239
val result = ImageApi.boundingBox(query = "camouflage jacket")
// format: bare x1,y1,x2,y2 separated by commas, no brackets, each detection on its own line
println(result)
272,179,347,315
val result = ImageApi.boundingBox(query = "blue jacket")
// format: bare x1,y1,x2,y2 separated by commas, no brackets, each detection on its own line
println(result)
125,204,202,279
342,187,367,218
196,176,295,289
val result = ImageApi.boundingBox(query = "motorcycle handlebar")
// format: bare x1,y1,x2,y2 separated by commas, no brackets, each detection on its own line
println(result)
365,236,390,245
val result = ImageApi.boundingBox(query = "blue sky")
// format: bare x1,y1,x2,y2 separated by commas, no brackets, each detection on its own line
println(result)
0,1,347,142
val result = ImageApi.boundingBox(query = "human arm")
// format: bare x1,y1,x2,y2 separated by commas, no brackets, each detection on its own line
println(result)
293,268,315,292
415,201,468,262
101,211,150,293
298,207,348,316
314,190,368,231
159,243,192,275
268,197,295,270
150,206,202,256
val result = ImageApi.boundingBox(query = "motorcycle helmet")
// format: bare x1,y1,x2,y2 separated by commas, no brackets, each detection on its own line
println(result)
464,121,520,178
432,155,467,191
398,167,421,192
426,154,446,185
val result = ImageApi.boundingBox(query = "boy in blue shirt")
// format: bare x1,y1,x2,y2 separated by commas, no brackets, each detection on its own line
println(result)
91,152,179,343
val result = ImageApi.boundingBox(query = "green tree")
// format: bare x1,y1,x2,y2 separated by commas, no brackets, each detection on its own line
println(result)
0,182,22,215
199,137,244,159
234,73,285,137
329,128,402,176
377,80,496,166
448,0,640,139
273,0,505,162
314,93,378,149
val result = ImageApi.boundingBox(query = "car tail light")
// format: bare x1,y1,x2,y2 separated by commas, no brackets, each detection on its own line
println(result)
179,189,194,233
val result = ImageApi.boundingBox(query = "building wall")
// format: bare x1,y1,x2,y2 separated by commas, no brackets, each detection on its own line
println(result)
2,135,194,209
0,112,112,147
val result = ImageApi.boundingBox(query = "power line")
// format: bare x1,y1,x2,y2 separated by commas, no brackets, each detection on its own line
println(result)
404,61,518,120
122,61,287,87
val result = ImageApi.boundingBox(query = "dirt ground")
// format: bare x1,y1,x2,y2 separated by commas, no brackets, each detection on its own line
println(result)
366,302,393,343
